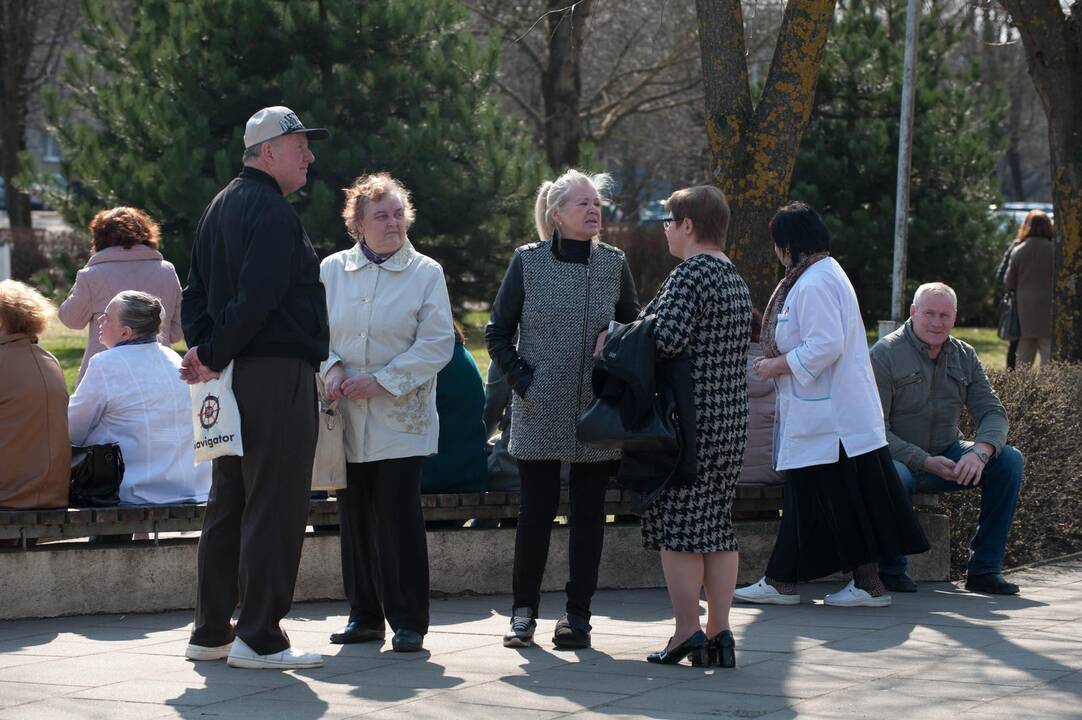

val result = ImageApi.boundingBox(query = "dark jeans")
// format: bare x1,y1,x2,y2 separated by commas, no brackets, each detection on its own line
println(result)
339,457,429,635
512,459,609,620
190,357,317,656
880,441,1024,576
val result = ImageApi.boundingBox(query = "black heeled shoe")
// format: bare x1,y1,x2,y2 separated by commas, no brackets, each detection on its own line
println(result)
646,630,708,666
708,629,736,668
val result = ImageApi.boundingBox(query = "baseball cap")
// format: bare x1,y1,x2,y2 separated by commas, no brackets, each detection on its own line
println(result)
243,106,329,149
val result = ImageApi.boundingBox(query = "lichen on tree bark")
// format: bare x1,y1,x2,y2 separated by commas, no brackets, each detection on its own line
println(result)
696,0,835,306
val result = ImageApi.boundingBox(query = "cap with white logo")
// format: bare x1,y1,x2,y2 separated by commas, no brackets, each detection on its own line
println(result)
243,106,329,150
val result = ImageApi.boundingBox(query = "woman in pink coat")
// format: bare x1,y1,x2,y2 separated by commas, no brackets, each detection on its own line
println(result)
59,207,184,385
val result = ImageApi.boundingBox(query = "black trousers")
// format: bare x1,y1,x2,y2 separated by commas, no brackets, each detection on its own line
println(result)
512,459,609,619
339,457,429,635
190,357,317,655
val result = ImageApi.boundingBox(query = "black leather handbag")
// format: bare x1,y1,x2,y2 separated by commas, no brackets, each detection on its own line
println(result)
69,444,124,507
997,290,1021,341
576,394,678,451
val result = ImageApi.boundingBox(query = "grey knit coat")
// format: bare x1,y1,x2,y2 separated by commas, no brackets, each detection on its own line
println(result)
509,240,625,462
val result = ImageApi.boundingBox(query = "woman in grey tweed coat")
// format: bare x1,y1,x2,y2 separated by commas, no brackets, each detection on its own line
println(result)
486,169,639,649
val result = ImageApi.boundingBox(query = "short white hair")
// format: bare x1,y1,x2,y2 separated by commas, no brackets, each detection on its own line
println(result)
912,282,957,309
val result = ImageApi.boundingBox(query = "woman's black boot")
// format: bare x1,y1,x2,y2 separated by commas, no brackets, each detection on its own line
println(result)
646,630,708,666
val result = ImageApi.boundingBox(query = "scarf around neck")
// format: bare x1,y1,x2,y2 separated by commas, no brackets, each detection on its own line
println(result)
115,335,157,348
760,252,830,358
361,241,398,265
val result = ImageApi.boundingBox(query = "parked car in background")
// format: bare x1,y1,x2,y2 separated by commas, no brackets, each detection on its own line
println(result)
990,201,1054,235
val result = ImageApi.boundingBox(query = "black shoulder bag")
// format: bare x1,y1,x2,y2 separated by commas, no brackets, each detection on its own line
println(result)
70,444,124,507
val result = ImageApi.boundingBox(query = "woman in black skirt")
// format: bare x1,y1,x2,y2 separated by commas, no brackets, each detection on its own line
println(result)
735,202,928,607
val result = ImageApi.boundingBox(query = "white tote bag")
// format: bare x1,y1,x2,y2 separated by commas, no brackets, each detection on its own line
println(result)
190,361,244,464
311,374,347,491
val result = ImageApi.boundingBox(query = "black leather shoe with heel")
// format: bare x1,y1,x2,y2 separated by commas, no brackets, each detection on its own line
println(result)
646,630,708,666
708,629,736,668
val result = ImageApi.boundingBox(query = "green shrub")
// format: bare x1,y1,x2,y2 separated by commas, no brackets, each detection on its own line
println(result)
950,364,1082,578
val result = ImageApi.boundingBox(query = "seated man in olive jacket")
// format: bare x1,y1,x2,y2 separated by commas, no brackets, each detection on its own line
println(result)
870,282,1024,596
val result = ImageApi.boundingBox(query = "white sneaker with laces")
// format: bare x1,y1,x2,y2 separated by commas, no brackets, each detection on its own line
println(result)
185,641,232,661
733,577,801,605
226,637,323,669
824,580,892,607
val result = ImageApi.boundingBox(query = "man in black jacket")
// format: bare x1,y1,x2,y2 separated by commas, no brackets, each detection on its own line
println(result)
180,106,330,670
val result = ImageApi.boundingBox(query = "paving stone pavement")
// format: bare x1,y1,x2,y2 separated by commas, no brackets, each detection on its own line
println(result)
0,558,1080,719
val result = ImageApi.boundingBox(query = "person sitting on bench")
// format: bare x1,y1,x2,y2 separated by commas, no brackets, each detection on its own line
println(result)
871,282,1024,595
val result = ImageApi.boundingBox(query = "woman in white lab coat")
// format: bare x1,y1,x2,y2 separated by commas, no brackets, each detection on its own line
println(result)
68,291,210,505
734,203,927,608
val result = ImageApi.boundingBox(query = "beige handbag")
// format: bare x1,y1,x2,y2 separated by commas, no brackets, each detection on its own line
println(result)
311,374,347,491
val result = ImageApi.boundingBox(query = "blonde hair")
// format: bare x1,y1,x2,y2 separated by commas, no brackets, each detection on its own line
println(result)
342,173,416,240
0,280,56,337
912,282,957,309
533,169,612,242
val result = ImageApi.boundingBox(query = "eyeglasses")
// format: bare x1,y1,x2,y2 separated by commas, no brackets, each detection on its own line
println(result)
662,217,681,229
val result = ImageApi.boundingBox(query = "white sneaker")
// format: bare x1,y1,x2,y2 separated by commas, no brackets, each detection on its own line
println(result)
824,580,892,607
226,637,323,669
185,641,232,661
733,577,801,605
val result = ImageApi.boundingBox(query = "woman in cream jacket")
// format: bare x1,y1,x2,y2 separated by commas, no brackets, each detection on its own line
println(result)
321,173,454,653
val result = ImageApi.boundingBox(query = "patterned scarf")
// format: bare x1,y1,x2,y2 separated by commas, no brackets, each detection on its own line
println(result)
361,241,396,265
760,252,830,358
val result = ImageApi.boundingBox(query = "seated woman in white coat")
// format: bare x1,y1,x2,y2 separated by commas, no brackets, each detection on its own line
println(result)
68,291,211,505
735,202,927,608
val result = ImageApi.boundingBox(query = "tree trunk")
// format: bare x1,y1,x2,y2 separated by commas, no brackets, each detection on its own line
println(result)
0,114,32,229
697,0,835,306
1000,0,1082,361
542,0,592,169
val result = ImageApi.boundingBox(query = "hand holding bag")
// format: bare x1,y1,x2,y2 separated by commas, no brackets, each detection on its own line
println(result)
70,443,124,507
311,374,347,491
190,361,244,464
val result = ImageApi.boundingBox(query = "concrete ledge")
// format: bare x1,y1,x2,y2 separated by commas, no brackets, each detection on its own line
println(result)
0,514,948,619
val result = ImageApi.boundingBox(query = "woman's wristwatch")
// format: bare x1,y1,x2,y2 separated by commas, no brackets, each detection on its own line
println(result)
968,448,991,464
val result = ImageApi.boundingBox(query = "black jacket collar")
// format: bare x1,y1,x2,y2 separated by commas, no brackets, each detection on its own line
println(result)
240,166,283,195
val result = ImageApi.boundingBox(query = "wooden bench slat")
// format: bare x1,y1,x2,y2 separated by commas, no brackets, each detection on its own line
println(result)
458,493,482,507
36,510,66,524
118,508,147,522
167,506,197,520
0,510,37,525
93,509,118,523
65,509,95,524
2,486,942,547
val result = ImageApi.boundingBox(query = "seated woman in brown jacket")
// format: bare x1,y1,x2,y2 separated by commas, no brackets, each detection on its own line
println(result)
0,280,70,509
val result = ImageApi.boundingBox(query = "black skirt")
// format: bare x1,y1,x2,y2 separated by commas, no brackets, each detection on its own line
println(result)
764,444,930,583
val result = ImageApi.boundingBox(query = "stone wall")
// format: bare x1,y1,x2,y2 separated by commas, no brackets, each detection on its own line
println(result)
0,515,948,620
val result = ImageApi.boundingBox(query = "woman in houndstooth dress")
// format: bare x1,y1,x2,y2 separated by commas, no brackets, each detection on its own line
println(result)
638,186,751,669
